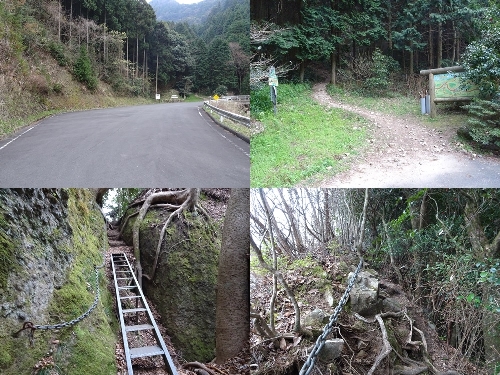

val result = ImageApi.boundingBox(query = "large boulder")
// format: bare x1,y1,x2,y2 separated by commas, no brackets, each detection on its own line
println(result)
122,204,220,362
348,270,379,316
301,308,329,337
318,339,344,362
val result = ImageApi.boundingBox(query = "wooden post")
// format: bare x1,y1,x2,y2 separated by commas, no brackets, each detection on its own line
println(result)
429,73,436,117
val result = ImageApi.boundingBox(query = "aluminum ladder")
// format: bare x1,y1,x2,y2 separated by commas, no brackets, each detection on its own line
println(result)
111,253,178,375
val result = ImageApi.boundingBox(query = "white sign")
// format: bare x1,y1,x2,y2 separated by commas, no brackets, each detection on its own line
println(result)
156,94,160,100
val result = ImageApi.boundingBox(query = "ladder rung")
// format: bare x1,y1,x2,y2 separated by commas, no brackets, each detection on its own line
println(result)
118,286,136,289
123,308,147,313
116,277,133,280
129,345,164,359
125,324,154,332
120,295,140,299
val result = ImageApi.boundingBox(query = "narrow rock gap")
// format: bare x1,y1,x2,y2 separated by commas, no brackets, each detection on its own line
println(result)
105,227,186,375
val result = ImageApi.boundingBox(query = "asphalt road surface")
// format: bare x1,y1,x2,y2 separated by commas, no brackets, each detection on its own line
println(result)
0,102,249,187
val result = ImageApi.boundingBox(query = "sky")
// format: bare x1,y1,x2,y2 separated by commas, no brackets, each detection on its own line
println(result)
147,0,205,3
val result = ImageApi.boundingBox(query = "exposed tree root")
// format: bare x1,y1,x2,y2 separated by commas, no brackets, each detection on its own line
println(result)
355,311,462,375
130,188,199,288
146,189,199,281
119,210,140,237
182,361,216,375
366,314,393,375
251,309,275,338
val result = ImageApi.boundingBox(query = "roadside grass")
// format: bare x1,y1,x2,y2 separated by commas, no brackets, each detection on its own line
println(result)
183,94,205,102
250,84,368,187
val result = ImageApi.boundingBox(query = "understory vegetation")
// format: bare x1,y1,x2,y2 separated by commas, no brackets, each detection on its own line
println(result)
250,84,367,187
251,189,500,375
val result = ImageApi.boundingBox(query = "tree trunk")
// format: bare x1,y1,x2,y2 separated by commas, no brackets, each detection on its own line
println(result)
69,0,72,48
58,0,61,43
387,0,392,50
330,52,336,85
215,189,250,363
278,189,304,254
299,60,305,82
428,19,433,67
437,22,442,68
356,188,369,260
136,35,139,78
463,192,500,371
409,49,414,74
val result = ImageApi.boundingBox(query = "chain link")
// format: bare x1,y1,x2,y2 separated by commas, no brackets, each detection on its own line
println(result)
14,260,105,340
299,258,364,375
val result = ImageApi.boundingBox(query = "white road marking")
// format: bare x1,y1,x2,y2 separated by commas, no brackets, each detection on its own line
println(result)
0,126,36,151
197,108,249,157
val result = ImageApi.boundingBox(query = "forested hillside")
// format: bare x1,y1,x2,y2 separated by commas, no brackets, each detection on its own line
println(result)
252,0,487,81
0,0,249,138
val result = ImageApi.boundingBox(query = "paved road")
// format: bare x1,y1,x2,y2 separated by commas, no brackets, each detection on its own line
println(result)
328,153,500,188
0,102,249,187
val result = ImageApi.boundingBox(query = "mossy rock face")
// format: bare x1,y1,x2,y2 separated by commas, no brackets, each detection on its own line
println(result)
0,189,116,374
122,207,220,362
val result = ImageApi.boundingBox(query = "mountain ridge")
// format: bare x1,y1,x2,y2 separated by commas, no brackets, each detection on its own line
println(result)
149,0,220,23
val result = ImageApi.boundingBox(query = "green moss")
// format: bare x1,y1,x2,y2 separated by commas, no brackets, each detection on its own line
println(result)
49,189,116,374
66,324,115,375
0,220,17,289
0,340,13,368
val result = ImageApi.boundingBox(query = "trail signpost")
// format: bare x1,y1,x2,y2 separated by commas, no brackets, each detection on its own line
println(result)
420,66,479,117
269,66,278,114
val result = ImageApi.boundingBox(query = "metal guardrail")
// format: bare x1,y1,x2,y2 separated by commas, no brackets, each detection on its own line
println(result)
220,95,250,101
204,101,250,128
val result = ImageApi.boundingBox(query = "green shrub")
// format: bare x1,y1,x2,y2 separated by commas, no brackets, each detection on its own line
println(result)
48,41,67,67
464,99,500,149
363,49,397,96
250,85,273,117
213,84,228,96
73,46,97,91
461,7,500,149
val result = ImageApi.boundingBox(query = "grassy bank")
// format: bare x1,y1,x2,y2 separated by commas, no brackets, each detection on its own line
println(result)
0,86,155,140
250,84,367,187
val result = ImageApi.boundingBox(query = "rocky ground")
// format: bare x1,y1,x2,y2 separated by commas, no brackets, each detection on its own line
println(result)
250,251,486,375
311,83,500,187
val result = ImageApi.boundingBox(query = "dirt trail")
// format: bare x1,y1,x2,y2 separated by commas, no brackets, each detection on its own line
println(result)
312,83,500,187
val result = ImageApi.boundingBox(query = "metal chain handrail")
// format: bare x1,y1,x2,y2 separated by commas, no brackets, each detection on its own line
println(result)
13,259,106,343
299,258,364,375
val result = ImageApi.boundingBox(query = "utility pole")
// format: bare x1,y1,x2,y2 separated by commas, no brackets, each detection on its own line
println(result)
155,54,159,98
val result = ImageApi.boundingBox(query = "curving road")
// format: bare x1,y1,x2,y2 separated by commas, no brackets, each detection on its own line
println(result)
0,102,249,187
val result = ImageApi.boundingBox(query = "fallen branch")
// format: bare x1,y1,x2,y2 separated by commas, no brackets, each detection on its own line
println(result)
250,333,296,349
